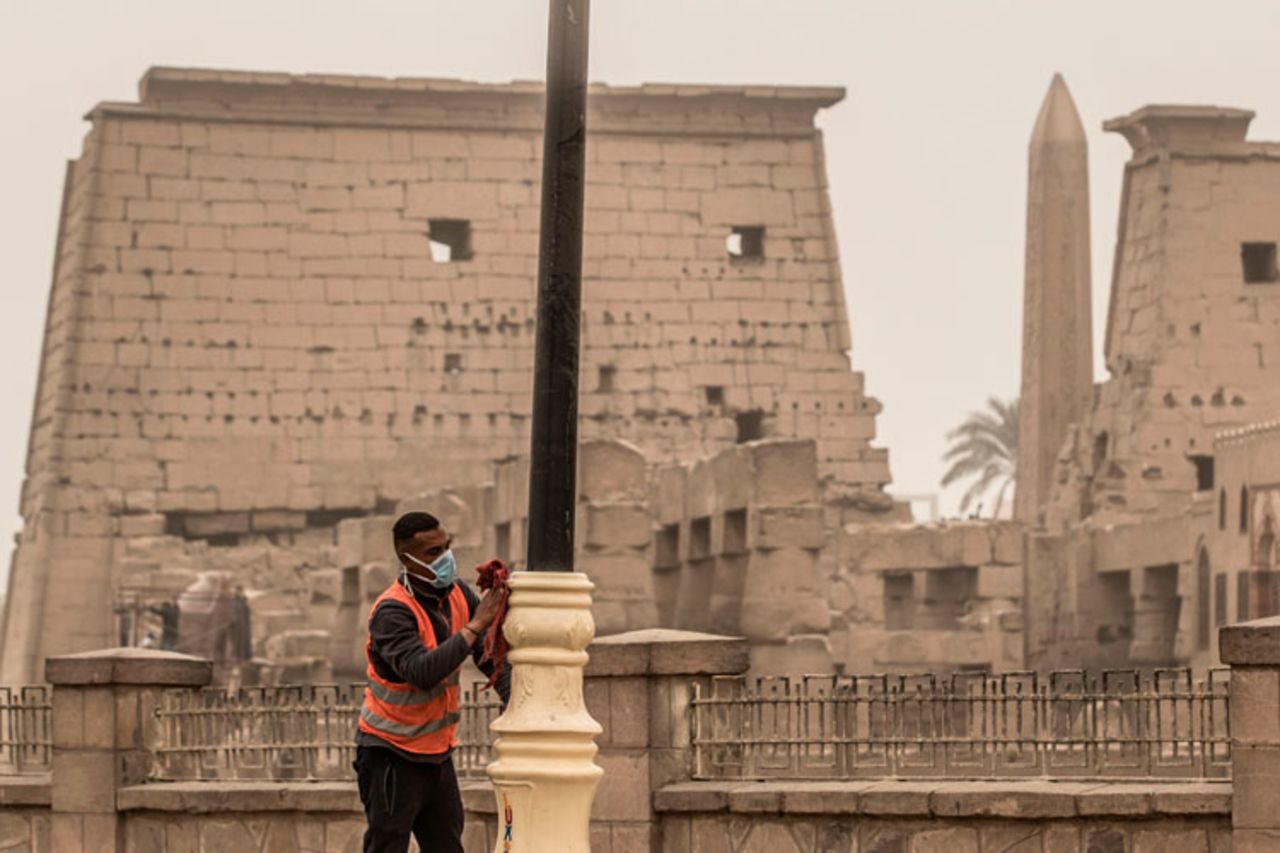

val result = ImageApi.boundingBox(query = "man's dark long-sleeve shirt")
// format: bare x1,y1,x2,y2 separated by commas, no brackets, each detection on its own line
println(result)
357,578,511,762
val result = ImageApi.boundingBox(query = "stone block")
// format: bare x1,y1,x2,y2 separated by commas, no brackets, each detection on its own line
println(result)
584,504,652,550
992,522,1024,564
587,630,749,678
580,441,647,503
610,822,653,853
652,783,728,813
750,441,818,506
978,826,1042,853
1132,829,1207,853
911,827,979,853
1232,744,1280,828
1234,829,1280,853
1085,827,1128,853
930,781,1080,819
779,781,871,814
337,517,391,569
1229,666,1280,744
848,522,991,572
1042,827,1079,853
726,784,784,813
51,750,116,812
1075,784,1151,816
604,677,650,749
46,648,212,687
307,570,343,606
50,815,83,853
856,781,934,815
858,824,911,853
592,751,650,822
977,564,1023,599
1147,783,1232,815
754,507,824,550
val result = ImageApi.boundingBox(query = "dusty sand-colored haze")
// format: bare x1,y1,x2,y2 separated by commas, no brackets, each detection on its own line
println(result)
3,0,1280,584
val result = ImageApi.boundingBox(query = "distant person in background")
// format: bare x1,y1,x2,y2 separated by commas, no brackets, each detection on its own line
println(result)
355,511,510,853
148,601,180,651
229,586,252,661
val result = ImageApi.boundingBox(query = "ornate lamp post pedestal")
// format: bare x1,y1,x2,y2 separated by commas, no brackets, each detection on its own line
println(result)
487,572,601,853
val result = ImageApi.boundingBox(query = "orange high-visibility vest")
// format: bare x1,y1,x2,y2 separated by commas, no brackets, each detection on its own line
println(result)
358,580,469,754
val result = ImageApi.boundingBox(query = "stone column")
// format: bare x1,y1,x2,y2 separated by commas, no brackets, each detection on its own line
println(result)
1220,615,1280,851
45,647,212,853
583,628,749,853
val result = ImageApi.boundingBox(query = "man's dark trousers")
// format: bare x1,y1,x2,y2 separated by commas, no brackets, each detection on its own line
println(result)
355,745,464,853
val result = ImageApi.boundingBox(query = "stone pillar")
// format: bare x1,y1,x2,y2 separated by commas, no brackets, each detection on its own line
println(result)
45,647,212,853
1220,616,1280,851
583,628,749,852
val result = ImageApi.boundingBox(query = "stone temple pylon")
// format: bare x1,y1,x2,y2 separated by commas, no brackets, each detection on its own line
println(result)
1015,74,1094,524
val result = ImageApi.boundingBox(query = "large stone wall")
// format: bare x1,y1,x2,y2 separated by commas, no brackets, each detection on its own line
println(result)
3,67,900,683
1027,104,1280,670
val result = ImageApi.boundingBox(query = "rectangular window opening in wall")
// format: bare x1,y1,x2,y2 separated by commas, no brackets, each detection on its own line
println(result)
655,524,680,569
735,409,765,443
444,353,463,374
428,219,473,263
1189,455,1214,491
1241,241,1278,283
597,365,616,393
690,516,712,561
883,572,915,631
918,566,977,630
723,509,748,554
726,225,765,261
704,385,724,407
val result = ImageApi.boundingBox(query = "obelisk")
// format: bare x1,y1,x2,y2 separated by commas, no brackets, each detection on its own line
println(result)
1015,74,1093,523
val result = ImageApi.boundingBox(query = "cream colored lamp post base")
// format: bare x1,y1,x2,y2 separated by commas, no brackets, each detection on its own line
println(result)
487,571,602,853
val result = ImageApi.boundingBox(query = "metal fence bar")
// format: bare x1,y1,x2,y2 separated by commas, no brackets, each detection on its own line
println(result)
0,686,51,775
149,682,502,782
690,668,1231,781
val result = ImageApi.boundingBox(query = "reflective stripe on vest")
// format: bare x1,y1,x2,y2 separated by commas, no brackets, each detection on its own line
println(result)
360,707,462,739
365,671,460,706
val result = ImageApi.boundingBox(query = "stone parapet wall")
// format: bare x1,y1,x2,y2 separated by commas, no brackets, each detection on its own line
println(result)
655,780,1231,853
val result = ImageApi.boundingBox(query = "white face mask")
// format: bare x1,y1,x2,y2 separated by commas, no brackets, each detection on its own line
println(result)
403,549,457,589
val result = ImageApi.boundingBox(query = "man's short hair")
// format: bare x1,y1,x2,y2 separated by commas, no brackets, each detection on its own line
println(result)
392,512,440,545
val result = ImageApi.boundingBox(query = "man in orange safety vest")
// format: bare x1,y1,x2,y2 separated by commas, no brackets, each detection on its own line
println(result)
355,511,510,852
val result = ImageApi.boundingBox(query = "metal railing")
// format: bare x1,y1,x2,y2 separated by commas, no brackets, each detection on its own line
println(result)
150,682,502,782
0,686,51,775
691,669,1231,781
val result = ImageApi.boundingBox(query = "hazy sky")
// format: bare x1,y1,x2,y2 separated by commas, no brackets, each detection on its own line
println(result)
3,1,1279,575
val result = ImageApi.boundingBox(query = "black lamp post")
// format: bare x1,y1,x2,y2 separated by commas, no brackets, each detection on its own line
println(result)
526,0,590,574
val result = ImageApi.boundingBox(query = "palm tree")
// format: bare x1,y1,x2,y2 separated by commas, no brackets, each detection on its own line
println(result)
941,397,1019,518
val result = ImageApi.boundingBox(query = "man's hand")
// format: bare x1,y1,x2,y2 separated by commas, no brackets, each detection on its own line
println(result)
466,586,509,636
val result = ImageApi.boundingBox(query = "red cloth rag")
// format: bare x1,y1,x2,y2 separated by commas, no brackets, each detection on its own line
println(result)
474,559,511,690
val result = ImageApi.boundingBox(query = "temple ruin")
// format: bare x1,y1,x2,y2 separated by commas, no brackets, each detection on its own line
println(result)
1025,103,1280,670
6,65,1280,688
0,68,904,684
